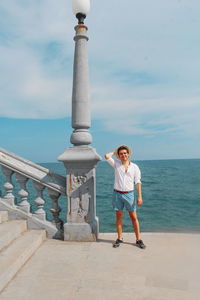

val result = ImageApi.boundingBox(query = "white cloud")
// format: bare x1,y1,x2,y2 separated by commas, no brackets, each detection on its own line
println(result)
0,0,72,43
0,44,71,118
91,82,200,136
0,0,74,119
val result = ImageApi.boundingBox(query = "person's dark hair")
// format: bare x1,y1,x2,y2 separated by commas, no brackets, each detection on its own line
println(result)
117,145,130,155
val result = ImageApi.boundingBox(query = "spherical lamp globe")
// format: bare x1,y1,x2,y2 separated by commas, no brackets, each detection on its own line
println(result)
72,0,90,16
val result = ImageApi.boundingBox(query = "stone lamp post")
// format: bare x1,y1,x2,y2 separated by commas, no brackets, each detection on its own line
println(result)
58,0,101,241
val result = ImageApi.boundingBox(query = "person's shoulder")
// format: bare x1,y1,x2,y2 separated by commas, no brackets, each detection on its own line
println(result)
130,162,140,169
106,157,120,167
114,158,121,165
107,157,118,162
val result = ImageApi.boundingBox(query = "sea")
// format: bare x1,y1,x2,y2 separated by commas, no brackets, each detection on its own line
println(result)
1,159,200,233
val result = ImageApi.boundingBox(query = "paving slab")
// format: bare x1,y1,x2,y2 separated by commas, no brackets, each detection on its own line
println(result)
0,211,8,224
0,232,200,300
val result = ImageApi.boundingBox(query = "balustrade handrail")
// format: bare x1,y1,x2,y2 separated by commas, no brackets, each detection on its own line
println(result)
0,148,66,194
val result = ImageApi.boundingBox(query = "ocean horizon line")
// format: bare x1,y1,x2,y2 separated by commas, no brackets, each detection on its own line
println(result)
38,157,200,165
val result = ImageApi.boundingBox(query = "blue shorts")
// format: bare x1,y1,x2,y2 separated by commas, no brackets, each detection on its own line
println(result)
112,191,136,212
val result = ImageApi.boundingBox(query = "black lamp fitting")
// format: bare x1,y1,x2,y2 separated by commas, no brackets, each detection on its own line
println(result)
76,13,86,24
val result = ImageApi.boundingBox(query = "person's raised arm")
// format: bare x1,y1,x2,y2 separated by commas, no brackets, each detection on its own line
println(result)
104,151,116,168
104,151,115,160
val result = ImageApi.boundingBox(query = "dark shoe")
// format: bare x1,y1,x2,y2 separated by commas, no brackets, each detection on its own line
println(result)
136,239,146,249
113,238,123,248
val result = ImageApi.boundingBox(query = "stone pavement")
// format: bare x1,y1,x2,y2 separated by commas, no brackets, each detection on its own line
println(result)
0,232,200,300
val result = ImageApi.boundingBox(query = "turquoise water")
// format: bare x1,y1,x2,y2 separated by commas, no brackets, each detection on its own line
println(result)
97,159,200,233
44,159,200,233
1,159,200,233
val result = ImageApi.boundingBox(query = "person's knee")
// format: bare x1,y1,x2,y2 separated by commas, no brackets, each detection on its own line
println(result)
116,211,123,222
116,211,123,217
129,212,138,222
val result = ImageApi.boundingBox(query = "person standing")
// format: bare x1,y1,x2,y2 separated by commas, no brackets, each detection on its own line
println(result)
105,145,146,249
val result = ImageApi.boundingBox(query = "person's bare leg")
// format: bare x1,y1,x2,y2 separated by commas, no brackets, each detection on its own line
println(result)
116,210,123,240
129,211,140,241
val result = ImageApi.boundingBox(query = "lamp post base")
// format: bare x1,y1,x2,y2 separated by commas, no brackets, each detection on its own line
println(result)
58,145,101,242
64,222,97,241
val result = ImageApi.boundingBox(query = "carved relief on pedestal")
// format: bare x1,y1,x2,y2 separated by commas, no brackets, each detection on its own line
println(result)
67,170,92,223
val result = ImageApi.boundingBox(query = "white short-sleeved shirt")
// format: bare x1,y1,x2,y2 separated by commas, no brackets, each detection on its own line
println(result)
107,157,141,192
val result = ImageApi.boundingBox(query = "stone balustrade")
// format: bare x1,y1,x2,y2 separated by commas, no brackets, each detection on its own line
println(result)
0,148,66,239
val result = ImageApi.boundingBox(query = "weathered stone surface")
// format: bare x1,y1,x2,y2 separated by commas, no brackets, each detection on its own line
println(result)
70,25,91,146
0,148,66,194
57,23,101,242
0,229,46,293
64,223,96,241
0,199,57,238
0,233,200,300
58,145,101,169
0,149,66,238
58,146,101,242
0,211,8,224
0,220,27,252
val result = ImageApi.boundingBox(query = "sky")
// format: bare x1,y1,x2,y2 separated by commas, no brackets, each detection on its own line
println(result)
0,0,200,163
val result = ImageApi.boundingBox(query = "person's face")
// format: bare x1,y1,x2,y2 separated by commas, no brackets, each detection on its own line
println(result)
118,149,129,161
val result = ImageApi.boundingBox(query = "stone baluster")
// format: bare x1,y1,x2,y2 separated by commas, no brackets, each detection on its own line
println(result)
1,166,15,206
48,189,64,239
33,181,46,221
15,173,30,213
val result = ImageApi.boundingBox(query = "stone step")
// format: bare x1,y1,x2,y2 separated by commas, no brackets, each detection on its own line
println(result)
0,220,27,252
0,229,46,293
0,211,8,224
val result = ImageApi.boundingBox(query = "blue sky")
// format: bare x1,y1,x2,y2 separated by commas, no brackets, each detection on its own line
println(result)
0,0,200,162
